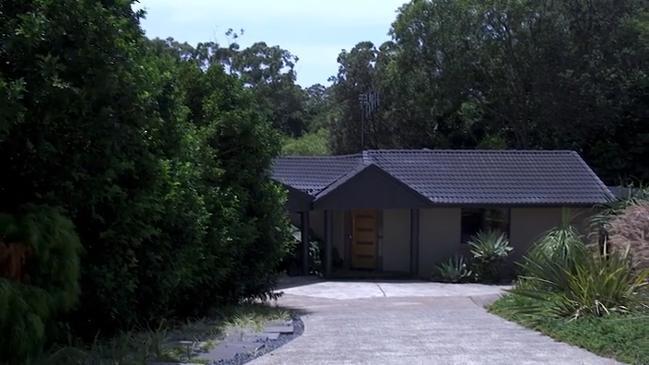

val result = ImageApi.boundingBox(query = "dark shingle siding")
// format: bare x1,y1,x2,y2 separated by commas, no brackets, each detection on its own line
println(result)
271,150,614,205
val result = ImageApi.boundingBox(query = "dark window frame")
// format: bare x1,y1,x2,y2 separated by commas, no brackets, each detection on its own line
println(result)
460,207,511,243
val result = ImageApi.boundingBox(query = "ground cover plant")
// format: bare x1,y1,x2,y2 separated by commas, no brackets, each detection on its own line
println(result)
491,294,649,364
43,304,290,364
490,224,649,364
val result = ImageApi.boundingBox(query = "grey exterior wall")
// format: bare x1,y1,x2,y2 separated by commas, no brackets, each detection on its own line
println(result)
294,206,596,276
509,207,563,262
418,208,462,277
570,207,596,235
309,210,325,241
381,209,411,272
509,207,595,261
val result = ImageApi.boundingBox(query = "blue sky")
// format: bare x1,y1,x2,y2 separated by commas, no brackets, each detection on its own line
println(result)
133,0,407,86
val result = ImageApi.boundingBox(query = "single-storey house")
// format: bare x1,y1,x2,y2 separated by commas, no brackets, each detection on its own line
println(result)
271,149,615,278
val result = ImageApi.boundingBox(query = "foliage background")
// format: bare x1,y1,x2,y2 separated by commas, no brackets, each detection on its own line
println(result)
328,0,649,184
2,0,649,361
0,1,292,357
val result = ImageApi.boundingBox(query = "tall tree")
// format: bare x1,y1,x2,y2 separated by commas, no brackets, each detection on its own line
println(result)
331,0,649,183
1,0,292,343
330,41,396,153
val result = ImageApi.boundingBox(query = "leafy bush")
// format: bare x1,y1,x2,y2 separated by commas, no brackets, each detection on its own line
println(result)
468,230,512,283
0,205,82,363
0,0,293,349
512,226,649,319
436,256,473,283
281,128,330,155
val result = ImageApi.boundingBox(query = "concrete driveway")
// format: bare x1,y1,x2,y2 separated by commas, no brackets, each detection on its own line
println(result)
251,278,619,365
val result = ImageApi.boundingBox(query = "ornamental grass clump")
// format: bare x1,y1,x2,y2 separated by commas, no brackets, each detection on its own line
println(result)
607,201,649,273
512,226,649,320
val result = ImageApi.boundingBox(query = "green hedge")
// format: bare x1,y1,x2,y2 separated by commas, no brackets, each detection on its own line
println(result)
0,1,292,359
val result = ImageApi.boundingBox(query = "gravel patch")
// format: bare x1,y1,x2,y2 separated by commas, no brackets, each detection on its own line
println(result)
208,315,304,365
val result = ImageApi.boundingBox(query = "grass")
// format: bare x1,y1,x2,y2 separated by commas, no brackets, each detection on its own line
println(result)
490,294,649,364
42,303,290,365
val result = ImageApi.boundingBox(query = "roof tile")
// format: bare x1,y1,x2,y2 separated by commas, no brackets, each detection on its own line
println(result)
271,150,614,205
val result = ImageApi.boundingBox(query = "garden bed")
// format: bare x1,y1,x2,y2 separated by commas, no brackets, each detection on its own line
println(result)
195,315,304,365
490,294,649,365
44,304,303,364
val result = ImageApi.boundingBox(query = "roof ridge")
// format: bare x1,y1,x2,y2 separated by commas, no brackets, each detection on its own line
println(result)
314,162,372,199
314,163,431,205
271,149,613,205
278,153,362,159
569,151,616,202
364,149,575,153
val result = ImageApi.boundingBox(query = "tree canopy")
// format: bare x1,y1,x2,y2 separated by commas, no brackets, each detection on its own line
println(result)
0,1,292,356
329,0,649,184
1,0,648,360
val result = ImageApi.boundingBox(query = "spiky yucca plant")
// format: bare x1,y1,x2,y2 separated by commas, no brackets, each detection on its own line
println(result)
436,256,473,283
468,230,513,283
513,226,649,320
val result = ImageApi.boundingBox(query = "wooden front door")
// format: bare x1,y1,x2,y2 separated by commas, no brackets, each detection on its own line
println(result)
351,209,378,269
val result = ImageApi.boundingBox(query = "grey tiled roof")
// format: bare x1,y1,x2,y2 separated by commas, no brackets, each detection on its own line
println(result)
271,150,615,205
271,154,362,195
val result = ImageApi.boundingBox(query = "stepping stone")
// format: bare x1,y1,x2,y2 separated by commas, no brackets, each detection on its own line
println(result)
243,332,281,342
263,324,294,334
197,341,265,362
262,332,281,340
266,319,293,326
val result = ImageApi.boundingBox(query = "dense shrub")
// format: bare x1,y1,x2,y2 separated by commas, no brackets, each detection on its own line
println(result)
0,205,81,363
435,256,473,283
513,227,649,319
468,230,512,283
0,0,292,354
281,128,330,155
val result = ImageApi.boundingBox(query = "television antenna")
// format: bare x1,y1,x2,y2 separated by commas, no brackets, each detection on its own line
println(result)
358,90,380,149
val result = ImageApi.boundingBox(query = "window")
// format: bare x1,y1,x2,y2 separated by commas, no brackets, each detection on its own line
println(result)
461,208,510,243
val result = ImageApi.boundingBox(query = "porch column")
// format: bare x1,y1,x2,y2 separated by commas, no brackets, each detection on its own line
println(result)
410,209,420,276
300,211,310,275
324,210,333,277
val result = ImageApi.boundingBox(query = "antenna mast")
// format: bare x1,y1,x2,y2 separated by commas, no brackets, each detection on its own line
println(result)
358,90,380,150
